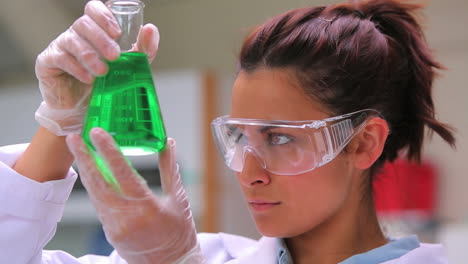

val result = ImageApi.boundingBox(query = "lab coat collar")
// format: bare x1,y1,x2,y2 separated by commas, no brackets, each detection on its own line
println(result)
223,235,277,264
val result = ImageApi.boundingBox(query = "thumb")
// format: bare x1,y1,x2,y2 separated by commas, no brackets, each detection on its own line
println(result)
133,23,159,63
159,138,193,220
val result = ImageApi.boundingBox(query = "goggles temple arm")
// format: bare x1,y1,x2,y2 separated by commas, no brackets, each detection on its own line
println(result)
330,118,354,152
326,111,370,158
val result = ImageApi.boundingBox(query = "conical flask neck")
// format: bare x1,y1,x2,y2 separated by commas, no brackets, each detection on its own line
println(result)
106,0,145,52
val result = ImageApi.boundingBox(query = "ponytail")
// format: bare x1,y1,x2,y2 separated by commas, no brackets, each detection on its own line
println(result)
356,0,456,162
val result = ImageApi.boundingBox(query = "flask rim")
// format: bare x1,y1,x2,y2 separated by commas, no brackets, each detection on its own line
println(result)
106,0,145,14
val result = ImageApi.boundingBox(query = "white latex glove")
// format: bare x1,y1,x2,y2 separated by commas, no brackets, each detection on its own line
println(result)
66,127,205,264
35,0,159,136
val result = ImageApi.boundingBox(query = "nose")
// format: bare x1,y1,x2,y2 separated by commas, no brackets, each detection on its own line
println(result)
237,148,271,188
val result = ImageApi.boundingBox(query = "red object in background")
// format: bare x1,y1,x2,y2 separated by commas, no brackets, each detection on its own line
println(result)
373,159,437,215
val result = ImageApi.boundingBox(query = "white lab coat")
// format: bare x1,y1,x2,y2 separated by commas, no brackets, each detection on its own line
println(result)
0,144,449,264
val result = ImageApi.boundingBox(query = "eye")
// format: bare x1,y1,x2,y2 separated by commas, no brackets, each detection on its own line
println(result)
268,133,293,145
227,126,247,144
235,133,247,144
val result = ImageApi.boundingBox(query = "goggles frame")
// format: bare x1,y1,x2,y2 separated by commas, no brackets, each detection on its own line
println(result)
211,109,386,175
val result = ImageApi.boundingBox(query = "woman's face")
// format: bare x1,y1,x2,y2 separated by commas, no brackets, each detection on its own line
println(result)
230,68,357,238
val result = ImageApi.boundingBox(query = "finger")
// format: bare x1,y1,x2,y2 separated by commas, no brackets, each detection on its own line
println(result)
37,48,94,84
158,138,192,214
71,15,120,61
56,30,108,76
66,133,118,204
89,127,152,198
84,0,121,39
132,24,159,62
158,138,183,195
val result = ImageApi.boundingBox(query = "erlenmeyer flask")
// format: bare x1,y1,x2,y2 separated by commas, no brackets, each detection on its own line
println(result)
82,0,166,156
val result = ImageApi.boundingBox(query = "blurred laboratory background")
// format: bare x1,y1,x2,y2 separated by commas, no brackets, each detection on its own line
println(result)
0,0,467,263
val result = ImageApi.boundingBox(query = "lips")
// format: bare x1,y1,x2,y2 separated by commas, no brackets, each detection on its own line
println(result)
248,200,281,212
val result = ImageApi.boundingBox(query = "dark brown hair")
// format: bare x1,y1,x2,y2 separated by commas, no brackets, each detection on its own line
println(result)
239,0,455,173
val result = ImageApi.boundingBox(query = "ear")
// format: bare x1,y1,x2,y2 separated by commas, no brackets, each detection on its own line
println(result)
352,118,389,170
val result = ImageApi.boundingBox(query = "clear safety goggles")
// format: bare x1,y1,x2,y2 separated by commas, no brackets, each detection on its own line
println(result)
211,109,385,176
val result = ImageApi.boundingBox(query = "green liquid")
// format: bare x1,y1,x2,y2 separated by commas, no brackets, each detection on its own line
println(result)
82,52,167,156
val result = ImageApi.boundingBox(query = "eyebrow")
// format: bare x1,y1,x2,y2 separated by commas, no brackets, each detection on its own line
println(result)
228,124,277,134
258,126,274,133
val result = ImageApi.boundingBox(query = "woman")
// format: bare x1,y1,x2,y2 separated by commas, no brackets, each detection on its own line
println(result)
0,0,455,263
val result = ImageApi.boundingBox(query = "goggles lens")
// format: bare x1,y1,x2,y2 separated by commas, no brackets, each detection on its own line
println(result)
211,109,384,175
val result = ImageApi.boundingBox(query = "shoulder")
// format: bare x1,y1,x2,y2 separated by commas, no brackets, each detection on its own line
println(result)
404,243,448,263
384,243,448,264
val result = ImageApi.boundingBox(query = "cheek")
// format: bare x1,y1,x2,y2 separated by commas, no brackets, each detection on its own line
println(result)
234,155,355,237
291,157,353,201
283,158,354,235
263,157,353,237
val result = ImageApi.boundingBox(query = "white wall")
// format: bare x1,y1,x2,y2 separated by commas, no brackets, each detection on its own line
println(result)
0,83,41,145
423,0,468,222
424,49,468,221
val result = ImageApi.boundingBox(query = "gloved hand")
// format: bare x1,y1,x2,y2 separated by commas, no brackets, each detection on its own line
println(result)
66,127,205,264
35,0,159,136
